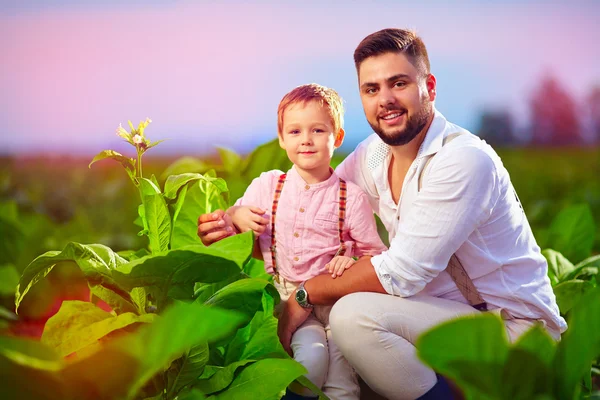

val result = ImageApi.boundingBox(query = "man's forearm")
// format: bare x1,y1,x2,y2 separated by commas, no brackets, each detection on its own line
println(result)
305,257,387,305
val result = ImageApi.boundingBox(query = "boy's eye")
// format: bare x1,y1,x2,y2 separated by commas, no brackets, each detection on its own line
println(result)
313,128,324,133
289,130,300,135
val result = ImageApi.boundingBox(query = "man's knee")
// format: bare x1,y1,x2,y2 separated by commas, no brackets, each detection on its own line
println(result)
330,293,368,344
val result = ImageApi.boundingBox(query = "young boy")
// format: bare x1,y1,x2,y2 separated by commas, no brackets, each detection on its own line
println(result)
219,84,387,399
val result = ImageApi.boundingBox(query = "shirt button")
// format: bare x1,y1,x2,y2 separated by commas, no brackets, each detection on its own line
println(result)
299,207,305,213
294,256,299,261
305,185,310,190
294,232,299,238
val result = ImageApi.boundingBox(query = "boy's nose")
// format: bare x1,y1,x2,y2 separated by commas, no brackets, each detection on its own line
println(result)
300,132,312,145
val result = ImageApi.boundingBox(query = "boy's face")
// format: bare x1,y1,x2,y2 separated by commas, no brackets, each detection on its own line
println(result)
279,100,343,176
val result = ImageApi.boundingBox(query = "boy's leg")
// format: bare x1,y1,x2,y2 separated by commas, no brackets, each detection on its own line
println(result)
329,292,479,400
289,313,330,397
316,306,360,400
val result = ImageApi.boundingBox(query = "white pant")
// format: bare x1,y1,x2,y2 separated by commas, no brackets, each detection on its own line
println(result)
275,279,360,400
329,292,558,400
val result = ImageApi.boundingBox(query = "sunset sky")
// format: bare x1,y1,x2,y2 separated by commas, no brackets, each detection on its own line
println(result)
1,0,599,156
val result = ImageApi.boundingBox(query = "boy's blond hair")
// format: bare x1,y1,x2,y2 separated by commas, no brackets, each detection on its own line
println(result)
277,83,344,135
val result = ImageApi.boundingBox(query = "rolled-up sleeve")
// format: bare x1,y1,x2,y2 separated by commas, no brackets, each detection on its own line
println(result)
371,145,499,297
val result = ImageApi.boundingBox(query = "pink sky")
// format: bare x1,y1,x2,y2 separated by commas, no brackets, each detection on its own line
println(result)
1,1,598,155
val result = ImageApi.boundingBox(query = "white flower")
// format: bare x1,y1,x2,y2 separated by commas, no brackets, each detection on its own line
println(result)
116,124,130,140
133,134,144,144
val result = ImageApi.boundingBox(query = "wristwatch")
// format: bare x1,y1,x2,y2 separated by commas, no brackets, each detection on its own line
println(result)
295,281,313,309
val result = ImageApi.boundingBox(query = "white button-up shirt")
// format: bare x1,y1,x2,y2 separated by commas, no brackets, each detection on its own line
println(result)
336,109,567,334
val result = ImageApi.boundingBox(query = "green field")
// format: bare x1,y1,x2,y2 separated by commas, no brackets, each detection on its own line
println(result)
1,142,599,399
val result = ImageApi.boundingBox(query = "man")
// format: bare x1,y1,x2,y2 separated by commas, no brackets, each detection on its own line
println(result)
198,28,566,400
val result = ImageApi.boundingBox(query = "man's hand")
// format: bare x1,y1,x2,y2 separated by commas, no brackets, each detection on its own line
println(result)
277,290,312,356
326,256,356,278
230,206,269,237
197,209,235,246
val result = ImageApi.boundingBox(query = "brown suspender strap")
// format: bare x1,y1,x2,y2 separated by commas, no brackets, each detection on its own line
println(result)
337,179,347,256
270,174,347,281
270,174,287,282
418,132,487,311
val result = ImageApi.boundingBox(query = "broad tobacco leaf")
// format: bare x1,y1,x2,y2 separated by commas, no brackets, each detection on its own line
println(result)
41,300,155,357
15,243,128,313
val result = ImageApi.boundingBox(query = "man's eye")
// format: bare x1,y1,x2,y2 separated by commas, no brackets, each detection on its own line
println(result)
365,88,377,94
394,81,406,88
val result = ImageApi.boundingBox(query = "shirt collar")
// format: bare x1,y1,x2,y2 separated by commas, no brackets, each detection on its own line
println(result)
287,165,339,190
417,107,449,159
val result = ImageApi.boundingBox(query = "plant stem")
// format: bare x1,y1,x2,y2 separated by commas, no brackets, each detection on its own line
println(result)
137,149,143,179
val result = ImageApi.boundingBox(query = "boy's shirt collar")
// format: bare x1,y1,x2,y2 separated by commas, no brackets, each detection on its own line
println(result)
288,165,339,190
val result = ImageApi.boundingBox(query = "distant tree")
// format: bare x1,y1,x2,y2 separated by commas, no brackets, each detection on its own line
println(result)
529,76,582,146
476,110,517,147
588,85,600,144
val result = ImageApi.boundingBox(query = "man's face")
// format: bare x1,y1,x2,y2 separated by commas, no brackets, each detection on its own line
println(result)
358,52,436,146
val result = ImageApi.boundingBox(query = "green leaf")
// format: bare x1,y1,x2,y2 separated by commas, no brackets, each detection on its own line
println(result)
511,324,557,367
15,243,128,313
178,388,207,400
195,360,255,394
217,147,243,174
58,302,246,400
88,150,137,183
160,156,211,181
500,348,552,400
0,200,19,222
0,216,25,266
163,173,229,201
41,300,155,357
170,178,228,249
293,376,329,400
130,287,147,314
553,287,600,399
111,245,245,297
243,258,272,281
553,279,595,314
0,336,66,399
210,232,254,267
542,249,575,285
139,178,171,253
167,342,210,396
564,254,600,281
239,315,287,361
89,283,138,315
209,358,306,400
416,313,509,398
546,204,596,264
0,263,20,296
204,278,278,323
240,139,292,182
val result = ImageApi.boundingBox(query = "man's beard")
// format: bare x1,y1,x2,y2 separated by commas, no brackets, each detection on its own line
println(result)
369,96,432,146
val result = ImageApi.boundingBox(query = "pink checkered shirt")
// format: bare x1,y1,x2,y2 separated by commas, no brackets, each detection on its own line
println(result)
234,166,388,282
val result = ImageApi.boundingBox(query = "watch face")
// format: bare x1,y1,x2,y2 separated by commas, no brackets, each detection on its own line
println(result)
296,290,306,303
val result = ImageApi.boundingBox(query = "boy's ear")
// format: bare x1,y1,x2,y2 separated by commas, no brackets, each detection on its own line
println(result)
278,133,286,149
334,128,345,148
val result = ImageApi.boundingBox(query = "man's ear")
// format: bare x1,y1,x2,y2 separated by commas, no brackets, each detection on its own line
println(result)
426,73,437,101
334,128,345,148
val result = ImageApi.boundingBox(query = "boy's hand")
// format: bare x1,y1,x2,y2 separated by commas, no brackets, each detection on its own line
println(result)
197,210,235,246
326,256,356,278
230,206,269,237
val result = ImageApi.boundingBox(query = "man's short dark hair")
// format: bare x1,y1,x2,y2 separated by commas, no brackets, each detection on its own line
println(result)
354,28,431,76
